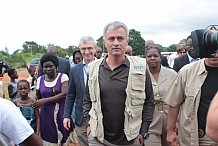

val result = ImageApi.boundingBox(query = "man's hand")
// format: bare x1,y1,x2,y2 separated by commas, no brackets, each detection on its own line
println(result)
63,118,71,130
86,125,91,136
167,130,179,146
139,134,145,145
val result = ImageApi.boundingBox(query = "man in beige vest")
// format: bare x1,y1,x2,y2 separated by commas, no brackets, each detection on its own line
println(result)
83,21,154,146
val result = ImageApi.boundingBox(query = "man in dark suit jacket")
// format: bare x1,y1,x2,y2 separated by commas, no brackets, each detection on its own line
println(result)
37,46,71,77
173,53,190,72
173,35,197,72
161,55,170,68
63,36,96,146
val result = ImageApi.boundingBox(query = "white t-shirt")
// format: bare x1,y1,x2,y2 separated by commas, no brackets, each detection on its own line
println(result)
168,53,179,68
36,73,69,89
0,98,34,146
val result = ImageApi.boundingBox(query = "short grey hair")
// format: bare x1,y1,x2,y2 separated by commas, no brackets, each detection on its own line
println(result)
79,36,96,47
126,45,132,51
47,46,58,57
103,21,129,39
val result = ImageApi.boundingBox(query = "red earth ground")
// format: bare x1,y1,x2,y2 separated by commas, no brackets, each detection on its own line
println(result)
3,68,29,83
2,68,80,146
2,68,30,99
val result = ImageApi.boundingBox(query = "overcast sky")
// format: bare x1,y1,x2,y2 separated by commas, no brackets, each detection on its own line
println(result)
1,0,217,54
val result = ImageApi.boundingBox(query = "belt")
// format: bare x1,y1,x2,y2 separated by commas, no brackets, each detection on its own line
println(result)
154,100,164,105
154,100,165,113
198,129,205,138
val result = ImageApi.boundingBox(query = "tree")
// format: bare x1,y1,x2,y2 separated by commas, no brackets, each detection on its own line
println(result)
167,44,177,52
4,47,9,55
128,29,145,56
155,44,168,52
68,45,79,56
179,39,187,44
22,41,41,55
96,36,106,53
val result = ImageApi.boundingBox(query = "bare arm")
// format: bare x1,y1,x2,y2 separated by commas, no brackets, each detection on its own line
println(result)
35,107,40,136
33,80,68,109
206,92,218,143
19,133,42,146
8,84,18,99
167,106,180,146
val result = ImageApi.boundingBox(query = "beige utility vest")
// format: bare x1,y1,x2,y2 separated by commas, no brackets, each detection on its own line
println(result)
88,56,147,143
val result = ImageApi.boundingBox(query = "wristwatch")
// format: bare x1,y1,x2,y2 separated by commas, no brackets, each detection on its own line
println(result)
140,132,149,139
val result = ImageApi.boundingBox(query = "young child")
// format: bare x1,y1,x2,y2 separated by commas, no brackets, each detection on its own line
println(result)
7,68,20,102
14,79,40,136
27,66,37,88
27,66,37,99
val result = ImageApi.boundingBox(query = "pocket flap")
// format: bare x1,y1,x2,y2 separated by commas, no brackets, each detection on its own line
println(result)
89,109,97,120
131,73,145,91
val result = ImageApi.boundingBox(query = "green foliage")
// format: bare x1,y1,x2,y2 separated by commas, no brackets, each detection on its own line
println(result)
68,45,79,55
167,44,177,52
179,39,187,44
128,29,145,56
1,29,186,68
155,44,168,52
22,41,44,55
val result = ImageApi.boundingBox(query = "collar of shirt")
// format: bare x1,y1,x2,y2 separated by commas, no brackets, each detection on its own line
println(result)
187,52,200,62
100,56,130,69
82,57,97,65
187,52,195,62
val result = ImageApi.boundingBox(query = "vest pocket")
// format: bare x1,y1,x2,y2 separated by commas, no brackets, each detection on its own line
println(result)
131,93,145,106
131,73,145,91
88,77,97,102
89,108,98,136
128,106,143,135
131,73,146,106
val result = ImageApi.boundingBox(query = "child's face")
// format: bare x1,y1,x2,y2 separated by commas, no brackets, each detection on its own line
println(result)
13,71,18,79
17,82,30,97
29,69,36,77
74,54,82,64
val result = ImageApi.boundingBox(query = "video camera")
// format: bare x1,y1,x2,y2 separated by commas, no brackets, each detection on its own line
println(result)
191,25,218,58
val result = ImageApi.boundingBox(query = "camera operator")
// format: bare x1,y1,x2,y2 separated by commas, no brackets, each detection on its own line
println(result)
164,27,218,145
173,35,198,72
0,60,10,77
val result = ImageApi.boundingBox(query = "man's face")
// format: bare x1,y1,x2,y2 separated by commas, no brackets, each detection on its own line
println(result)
104,27,128,57
79,41,96,62
186,38,196,58
205,52,218,67
95,49,103,59
125,48,132,56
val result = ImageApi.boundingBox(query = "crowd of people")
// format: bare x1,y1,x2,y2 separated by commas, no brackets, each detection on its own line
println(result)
0,21,218,146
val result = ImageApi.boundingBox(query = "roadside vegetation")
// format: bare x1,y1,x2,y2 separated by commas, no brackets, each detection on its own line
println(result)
1,29,186,69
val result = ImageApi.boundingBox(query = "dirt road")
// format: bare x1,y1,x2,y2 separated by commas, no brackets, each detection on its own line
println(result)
3,68,29,83
2,68,29,99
